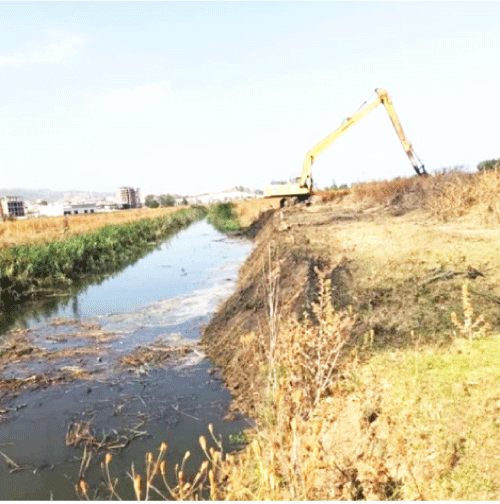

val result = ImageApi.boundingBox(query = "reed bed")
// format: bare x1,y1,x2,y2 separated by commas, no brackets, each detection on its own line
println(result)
0,206,185,249
0,206,206,310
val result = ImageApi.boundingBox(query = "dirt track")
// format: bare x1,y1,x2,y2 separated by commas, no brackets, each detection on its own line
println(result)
202,195,500,416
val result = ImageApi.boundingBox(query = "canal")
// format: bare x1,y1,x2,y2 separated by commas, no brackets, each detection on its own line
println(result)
0,219,253,500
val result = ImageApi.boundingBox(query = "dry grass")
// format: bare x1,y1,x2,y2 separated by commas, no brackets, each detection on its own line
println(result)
232,198,280,228
206,280,500,501
77,431,221,500
347,169,500,225
203,267,363,500
451,280,490,342
0,206,184,248
68,172,500,500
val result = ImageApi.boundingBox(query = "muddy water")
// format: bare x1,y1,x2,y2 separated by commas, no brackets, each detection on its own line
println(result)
0,220,253,500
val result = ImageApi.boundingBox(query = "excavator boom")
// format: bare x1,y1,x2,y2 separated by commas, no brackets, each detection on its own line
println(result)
375,89,427,176
264,88,426,202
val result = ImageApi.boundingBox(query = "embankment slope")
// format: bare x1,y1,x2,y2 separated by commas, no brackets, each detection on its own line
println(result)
202,178,500,499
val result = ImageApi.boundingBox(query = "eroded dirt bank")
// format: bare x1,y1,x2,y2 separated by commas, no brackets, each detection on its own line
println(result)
202,193,500,499
204,196,500,416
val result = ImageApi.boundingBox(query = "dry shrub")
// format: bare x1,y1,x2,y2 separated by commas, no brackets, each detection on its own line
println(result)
348,169,500,224
275,267,355,412
426,169,500,223
350,175,430,208
425,170,478,220
313,189,351,204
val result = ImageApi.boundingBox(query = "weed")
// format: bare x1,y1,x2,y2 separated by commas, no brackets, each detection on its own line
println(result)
451,280,490,342
206,203,241,233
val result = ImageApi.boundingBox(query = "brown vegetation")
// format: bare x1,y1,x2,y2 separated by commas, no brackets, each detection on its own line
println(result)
0,206,183,248
198,171,500,500
6,172,500,499
347,168,500,224
232,198,281,228
120,343,199,368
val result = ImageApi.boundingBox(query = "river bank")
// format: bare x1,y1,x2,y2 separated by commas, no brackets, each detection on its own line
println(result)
201,175,500,500
0,206,206,314
0,218,254,500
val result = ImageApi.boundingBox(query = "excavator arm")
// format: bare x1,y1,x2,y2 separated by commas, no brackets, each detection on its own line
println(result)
298,88,426,189
264,88,426,202
375,89,427,176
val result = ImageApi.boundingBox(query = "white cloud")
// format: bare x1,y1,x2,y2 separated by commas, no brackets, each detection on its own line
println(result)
95,82,174,115
0,31,85,67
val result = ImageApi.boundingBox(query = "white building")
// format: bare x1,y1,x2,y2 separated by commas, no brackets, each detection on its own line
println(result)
185,189,258,205
38,203,97,217
63,203,97,216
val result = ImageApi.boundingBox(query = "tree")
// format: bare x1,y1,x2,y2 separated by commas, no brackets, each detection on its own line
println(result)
159,194,176,207
145,195,160,208
477,159,500,171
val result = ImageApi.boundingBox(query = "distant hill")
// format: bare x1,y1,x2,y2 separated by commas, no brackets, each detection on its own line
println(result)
0,188,115,203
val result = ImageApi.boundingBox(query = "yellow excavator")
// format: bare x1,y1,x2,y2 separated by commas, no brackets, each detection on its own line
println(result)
264,88,427,205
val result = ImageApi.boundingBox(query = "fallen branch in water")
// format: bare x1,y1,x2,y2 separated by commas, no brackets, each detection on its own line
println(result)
0,449,32,473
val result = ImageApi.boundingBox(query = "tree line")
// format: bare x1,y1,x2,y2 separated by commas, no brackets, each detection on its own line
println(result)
144,194,187,208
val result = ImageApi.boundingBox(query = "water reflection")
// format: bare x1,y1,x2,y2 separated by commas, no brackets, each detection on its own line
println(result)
1,220,250,336
0,219,254,500
0,247,154,336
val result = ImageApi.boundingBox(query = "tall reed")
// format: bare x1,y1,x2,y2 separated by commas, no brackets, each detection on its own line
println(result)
206,203,241,233
0,206,206,311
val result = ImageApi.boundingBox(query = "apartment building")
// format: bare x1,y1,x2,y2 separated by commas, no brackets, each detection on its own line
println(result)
0,196,25,217
117,187,141,209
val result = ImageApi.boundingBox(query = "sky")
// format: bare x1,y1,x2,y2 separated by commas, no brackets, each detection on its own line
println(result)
1,1,499,196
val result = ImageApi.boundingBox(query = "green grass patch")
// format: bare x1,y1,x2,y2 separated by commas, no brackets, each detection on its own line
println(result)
206,203,241,233
362,334,500,500
0,206,207,310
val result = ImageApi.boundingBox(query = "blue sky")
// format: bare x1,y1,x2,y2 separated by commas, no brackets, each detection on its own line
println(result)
1,2,499,195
